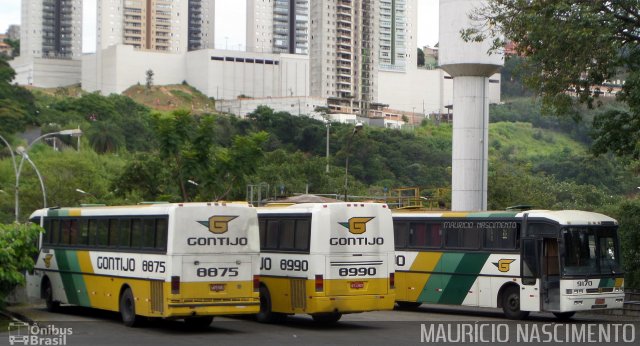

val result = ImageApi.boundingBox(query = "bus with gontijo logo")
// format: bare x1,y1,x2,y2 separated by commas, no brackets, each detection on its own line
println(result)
256,202,396,323
392,209,624,319
26,202,260,327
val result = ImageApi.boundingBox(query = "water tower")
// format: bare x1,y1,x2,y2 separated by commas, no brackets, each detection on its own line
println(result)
439,0,503,211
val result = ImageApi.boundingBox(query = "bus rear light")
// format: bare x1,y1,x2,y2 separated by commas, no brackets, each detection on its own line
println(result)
171,276,180,294
253,275,260,292
390,273,395,289
315,275,324,292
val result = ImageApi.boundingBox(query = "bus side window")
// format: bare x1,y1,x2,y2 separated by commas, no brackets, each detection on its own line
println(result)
155,218,168,250
131,219,143,248
97,219,109,246
265,220,279,250
60,220,71,245
393,221,408,249
87,219,97,246
107,219,118,246
430,223,442,247
50,219,60,245
119,219,132,248
278,219,295,250
410,222,427,247
79,219,89,246
43,219,52,245
142,219,156,248
294,219,310,252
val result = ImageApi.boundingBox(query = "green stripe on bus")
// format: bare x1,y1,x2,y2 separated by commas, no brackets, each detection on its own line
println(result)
54,250,91,306
419,252,465,303
438,253,490,305
417,252,490,305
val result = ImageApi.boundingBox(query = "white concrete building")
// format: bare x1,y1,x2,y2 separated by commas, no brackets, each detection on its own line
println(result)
11,0,83,87
82,46,310,98
217,96,327,118
379,0,416,72
247,0,309,54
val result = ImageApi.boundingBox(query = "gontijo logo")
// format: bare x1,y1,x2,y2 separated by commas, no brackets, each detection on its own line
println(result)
197,215,238,234
339,217,375,234
331,217,383,245
492,259,515,272
188,215,247,246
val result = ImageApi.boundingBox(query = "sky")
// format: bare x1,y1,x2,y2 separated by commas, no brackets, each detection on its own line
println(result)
0,0,439,53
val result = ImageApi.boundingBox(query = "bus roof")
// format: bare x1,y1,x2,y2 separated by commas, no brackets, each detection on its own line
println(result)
29,202,253,219
257,202,389,214
391,209,617,226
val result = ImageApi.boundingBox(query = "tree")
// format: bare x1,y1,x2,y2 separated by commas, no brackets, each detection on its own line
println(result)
0,223,41,305
464,1,640,157
146,69,154,89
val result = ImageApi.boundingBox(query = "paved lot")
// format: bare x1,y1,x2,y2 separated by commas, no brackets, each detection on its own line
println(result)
1,303,638,346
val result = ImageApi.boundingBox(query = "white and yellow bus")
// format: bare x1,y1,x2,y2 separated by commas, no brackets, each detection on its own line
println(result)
256,202,396,323
26,202,260,327
393,209,625,319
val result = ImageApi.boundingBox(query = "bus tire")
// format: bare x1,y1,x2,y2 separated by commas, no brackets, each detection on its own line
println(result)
553,311,575,320
311,312,342,324
42,279,60,313
396,301,422,309
119,287,140,327
502,286,529,320
256,286,285,323
184,316,214,329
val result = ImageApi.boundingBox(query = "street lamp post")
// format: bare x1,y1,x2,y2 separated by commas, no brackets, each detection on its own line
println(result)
0,134,19,222
14,129,83,221
16,147,47,209
343,122,364,201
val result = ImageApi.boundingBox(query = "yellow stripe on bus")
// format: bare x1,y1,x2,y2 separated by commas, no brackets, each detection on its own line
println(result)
615,278,624,288
76,251,94,274
410,252,442,272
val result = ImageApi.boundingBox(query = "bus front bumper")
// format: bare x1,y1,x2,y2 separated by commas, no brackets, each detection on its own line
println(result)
560,293,625,312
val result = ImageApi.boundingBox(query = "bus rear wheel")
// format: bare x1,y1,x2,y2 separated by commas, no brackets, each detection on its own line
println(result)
256,286,285,323
502,286,530,320
184,316,214,329
553,312,575,320
119,287,141,327
43,279,60,312
311,312,342,324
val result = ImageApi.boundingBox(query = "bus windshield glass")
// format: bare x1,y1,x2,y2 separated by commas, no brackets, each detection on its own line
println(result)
561,227,621,276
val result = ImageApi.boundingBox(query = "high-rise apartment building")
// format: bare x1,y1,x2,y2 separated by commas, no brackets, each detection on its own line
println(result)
97,0,214,53
379,0,416,72
309,0,378,114
20,0,82,59
247,0,309,54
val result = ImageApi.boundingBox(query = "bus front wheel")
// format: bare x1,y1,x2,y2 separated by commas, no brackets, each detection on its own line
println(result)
43,279,60,312
256,286,285,323
502,286,530,320
119,287,140,327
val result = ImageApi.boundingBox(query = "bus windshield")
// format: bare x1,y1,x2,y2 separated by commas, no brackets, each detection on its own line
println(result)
561,227,621,276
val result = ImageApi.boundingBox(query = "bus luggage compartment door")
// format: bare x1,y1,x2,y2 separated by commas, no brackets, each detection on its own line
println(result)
325,255,388,296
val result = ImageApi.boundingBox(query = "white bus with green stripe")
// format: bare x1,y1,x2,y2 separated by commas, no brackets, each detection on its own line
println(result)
392,209,625,319
26,202,261,327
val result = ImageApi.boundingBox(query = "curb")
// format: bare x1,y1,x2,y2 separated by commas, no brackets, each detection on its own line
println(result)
1,307,35,324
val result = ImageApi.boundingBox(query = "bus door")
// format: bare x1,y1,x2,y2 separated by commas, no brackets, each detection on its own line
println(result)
520,237,540,312
541,238,561,311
